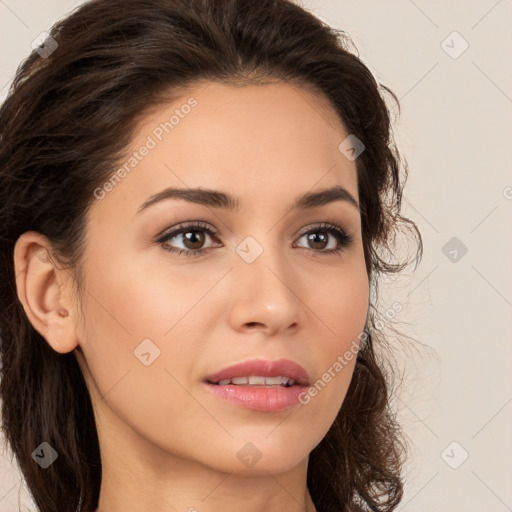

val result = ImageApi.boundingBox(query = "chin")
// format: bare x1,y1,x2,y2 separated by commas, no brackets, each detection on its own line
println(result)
206,436,313,476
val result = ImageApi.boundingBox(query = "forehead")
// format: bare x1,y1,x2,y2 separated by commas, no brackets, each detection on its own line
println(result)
90,80,358,219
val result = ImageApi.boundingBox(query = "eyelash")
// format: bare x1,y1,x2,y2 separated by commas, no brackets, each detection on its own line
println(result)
156,221,354,258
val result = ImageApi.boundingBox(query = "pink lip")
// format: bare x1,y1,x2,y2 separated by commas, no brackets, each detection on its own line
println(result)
205,358,310,386
203,358,311,412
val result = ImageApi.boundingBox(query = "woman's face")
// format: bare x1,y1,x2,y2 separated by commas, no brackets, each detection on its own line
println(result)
72,80,369,475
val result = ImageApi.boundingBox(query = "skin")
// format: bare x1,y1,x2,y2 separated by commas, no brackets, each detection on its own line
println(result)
14,80,369,512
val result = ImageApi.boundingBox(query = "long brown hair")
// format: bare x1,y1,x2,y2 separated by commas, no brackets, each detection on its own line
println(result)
0,1,422,511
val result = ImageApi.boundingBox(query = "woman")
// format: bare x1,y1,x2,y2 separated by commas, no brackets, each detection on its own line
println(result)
0,0,422,511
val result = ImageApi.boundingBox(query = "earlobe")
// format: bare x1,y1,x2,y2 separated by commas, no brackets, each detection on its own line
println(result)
13,231,79,354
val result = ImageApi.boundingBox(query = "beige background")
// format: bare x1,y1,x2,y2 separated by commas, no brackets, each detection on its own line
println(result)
1,1,511,511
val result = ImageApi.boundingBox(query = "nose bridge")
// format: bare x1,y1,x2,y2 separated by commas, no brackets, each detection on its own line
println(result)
235,228,289,288
229,229,304,330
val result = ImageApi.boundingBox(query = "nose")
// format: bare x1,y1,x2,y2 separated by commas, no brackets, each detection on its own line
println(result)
227,239,306,337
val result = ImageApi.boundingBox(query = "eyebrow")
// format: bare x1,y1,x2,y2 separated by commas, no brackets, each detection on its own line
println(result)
137,184,359,215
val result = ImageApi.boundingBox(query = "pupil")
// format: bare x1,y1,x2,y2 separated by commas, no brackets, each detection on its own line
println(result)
309,232,327,249
184,231,204,249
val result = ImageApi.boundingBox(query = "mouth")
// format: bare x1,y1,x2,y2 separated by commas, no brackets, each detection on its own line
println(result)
206,375,299,387
204,358,311,387
203,358,311,412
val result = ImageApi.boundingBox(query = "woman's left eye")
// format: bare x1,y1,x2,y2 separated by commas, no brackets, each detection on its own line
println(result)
156,221,353,258
294,223,353,255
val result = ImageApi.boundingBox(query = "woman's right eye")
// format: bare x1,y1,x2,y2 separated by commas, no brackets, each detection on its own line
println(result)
156,221,220,258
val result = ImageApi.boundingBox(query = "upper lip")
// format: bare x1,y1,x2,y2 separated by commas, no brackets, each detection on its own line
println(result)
205,358,310,386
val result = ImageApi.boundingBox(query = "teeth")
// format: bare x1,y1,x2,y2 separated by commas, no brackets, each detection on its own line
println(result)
262,376,285,385
216,376,296,386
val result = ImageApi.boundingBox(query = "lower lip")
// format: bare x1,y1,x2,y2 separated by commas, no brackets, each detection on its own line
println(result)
203,382,309,412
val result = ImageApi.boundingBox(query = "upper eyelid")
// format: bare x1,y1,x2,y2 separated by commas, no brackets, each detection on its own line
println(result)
157,221,216,239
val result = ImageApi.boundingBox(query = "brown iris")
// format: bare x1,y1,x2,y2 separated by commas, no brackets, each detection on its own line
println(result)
182,230,206,250
306,232,328,250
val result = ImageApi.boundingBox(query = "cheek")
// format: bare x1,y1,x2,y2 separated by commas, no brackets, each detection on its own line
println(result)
76,257,216,455
76,250,220,406
301,262,368,410
82,248,221,342
307,260,369,346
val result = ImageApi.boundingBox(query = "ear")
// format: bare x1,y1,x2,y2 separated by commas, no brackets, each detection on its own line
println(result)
13,231,79,354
